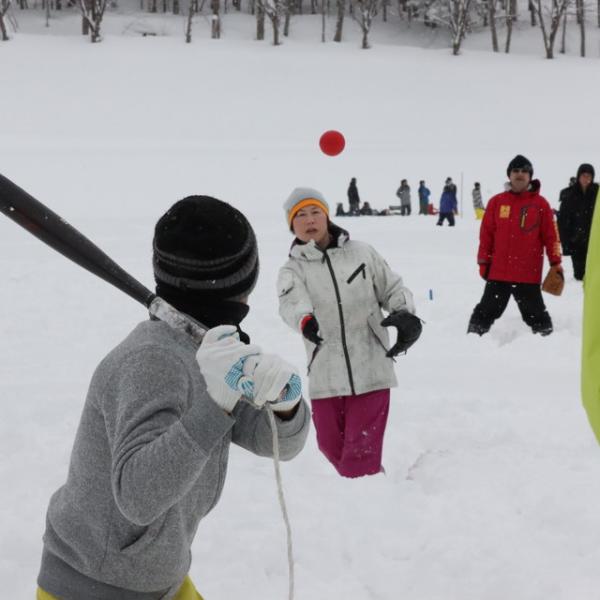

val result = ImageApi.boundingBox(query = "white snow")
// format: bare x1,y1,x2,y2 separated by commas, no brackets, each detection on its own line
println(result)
2,20,600,600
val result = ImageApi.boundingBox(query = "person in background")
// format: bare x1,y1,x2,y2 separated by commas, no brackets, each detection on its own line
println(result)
277,188,422,478
36,196,310,600
418,180,431,215
472,182,485,220
360,201,375,215
467,155,562,336
437,177,458,226
347,177,361,215
557,164,598,281
396,179,411,216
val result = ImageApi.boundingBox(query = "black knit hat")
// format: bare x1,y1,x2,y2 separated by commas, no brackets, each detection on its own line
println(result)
507,155,533,177
153,196,259,303
577,163,595,180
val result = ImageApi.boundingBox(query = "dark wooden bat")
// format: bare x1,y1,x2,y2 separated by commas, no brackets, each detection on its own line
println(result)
0,173,205,342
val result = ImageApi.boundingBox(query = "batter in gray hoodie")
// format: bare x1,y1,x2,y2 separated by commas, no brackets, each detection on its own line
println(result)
38,319,310,599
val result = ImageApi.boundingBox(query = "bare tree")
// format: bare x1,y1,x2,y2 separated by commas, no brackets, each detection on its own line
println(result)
211,0,220,37
560,2,567,51
353,0,379,48
576,0,585,54
430,0,473,54
256,0,265,37
185,0,193,40
528,0,536,23
78,0,108,41
0,0,10,41
257,0,284,43
333,0,344,39
532,0,570,57
283,0,293,34
489,0,499,50
504,0,515,52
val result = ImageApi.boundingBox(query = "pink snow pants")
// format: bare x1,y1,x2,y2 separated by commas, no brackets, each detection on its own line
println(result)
311,389,390,478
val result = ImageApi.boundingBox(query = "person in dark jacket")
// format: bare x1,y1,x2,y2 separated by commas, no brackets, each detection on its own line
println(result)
36,196,310,600
467,155,562,336
347,177,361,215
557,163,598,280
418,180,431,215
396,179,411,216
437,177,457,226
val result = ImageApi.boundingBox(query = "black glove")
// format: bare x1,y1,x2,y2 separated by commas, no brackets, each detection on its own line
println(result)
380,310,422,357
301,315,323,345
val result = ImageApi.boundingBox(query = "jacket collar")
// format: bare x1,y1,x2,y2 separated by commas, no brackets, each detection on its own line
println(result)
289,222,349,260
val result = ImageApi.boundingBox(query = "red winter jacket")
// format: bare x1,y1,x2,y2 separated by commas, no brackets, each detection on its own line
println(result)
478,183,561,284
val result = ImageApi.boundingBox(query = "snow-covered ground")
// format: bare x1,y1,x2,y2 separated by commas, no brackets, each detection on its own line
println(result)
2,26,600,600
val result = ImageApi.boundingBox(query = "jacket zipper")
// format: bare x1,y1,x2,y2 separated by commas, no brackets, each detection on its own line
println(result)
323,250,356,396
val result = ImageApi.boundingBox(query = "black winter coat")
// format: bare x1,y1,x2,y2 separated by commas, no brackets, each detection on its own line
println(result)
348,182,360,206
557,182,599,255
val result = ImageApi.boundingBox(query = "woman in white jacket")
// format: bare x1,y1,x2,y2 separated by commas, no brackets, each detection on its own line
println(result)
277,187,421,477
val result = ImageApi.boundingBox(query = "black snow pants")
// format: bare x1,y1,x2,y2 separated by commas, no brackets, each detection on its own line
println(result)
468,280,553,335
437,212,455,226
571,249,587,281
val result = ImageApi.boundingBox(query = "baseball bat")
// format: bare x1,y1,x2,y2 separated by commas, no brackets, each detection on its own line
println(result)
0,173,206,343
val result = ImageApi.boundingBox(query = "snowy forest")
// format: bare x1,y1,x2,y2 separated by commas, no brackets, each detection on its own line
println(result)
0,0,599,55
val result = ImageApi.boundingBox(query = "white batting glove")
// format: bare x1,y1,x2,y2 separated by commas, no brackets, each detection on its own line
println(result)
196,325,262,413
242,354,303,413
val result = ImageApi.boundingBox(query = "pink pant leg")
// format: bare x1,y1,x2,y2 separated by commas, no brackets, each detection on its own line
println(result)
337,389,390,478
311,396,345,472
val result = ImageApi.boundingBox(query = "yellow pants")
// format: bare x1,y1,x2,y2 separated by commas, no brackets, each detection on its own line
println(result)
475,207,485,220
37,575,203,600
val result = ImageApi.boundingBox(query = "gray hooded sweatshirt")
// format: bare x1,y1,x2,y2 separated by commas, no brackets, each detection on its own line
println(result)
38,319,310,600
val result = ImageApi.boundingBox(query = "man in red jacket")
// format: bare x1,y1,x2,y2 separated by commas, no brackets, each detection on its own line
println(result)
467,155,562,336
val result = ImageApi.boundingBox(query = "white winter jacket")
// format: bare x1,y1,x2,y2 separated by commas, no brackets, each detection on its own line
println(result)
277,227,415,400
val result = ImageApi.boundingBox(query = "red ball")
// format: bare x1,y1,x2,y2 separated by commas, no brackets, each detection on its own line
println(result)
319,130,345,156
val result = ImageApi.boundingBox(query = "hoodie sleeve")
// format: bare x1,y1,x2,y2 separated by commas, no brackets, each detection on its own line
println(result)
368,245,416,314
231,398,310,460
105,347,234,525
277,264,314,331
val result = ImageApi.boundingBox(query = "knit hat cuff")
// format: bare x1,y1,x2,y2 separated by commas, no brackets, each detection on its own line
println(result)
287,198,330,227
154,244,259,294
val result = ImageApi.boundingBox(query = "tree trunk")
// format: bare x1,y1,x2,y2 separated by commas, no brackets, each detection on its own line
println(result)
283,0,291,35
256,1,264,38
361,26,368,47
211,0,220,37
0,11,9,40
333,0,344,40
578,0,585,54
271,14,279,43
529,0,535,24
321,0,325,40
382,0,386,20
172,0,178,13
489,0,498,50
560,4,566,52
505,0,513,51
185,0,193,40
